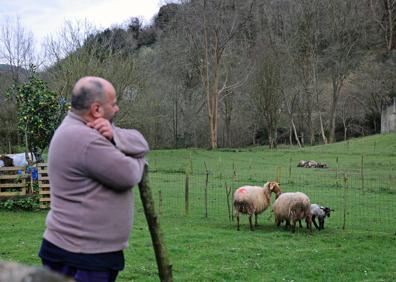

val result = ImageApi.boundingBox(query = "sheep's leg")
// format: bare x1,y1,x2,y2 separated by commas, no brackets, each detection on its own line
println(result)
255,214,258,226
312,216,320,230
236,213,240,231
249,214,254,231
285,219,291,230
291,220,296,233
306,216,313,234
319,218,324,230
298,220,302,228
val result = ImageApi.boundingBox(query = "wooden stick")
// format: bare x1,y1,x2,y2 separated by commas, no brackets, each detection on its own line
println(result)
204,161,209,218
184,172,189,216
361,155,364,193
159,190,163,215
138,165,173,282
342,173,348,230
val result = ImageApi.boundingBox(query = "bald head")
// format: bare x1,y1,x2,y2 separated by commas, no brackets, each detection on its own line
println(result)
71,76,119,122
71,76,114,112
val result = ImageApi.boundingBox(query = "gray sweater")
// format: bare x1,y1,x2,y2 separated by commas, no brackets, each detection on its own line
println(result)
43,111,149,253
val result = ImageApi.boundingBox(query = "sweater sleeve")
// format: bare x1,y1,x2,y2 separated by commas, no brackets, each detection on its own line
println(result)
83,136,147,192
112,127,149,158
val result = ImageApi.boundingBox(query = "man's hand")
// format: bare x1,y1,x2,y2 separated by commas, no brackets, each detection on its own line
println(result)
87,118,113,141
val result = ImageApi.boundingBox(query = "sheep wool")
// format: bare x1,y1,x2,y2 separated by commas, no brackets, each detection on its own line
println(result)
272,192,312,233
233,181,281,231
310,204,333,230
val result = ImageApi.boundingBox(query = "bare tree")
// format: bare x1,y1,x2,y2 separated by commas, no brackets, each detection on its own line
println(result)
176,0,254,149
0,17,36,83
283,0,327,145
251,52,283,148
339,94,362,141
351,56,396,133
369,0,395,51
321,0,366,143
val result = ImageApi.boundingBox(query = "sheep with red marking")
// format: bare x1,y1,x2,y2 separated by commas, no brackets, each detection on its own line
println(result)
233,181,282,231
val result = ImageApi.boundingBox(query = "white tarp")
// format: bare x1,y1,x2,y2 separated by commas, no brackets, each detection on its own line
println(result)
0,153,36,167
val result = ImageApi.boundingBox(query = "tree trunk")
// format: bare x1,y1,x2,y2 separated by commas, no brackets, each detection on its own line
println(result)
386,0,394,51
138,165,173,282
203,4,219,150
329,78,342,143
319,111,328,144
292,118,302,148
172,96,178,147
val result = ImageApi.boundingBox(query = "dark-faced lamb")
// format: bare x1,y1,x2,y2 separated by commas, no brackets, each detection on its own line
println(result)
233,181,282,231
272,192,312,233
310,204,334,230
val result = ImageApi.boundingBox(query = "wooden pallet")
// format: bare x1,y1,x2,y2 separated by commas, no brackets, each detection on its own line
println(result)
0,166,27,197
37,163,50,209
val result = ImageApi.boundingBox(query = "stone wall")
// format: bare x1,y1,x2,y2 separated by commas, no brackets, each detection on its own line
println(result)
381,97,396,133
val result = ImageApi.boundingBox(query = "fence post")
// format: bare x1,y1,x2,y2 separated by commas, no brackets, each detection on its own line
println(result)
288,158,292,183
189,152,193,175
361,155,364,193
276,167,282,183
184,171,189,216
249,159,253,180
231,162,238,221
388,162,393,193
153,159,157,172
218,157,224,181
225,182,232,222
138,165,173,282
336,157,339,188
232,161,238,182
159,190,163,215
342,173,348,230
204,162,209,218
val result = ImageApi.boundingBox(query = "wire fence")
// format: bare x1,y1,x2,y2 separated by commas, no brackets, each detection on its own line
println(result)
145,162,396,234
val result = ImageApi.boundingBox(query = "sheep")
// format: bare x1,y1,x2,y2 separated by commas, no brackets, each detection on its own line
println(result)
310,204,334,230
294,204,334,230
233,181,281,231
272,192,312,233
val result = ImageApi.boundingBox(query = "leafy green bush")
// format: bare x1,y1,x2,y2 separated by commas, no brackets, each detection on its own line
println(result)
0,195,40,211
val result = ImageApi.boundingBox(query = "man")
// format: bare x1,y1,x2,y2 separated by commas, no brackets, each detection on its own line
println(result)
39,76,149,282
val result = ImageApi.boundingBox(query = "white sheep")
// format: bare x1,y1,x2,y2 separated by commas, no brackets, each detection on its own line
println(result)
272,192,312,233
310,204,334,230
233,181,282,231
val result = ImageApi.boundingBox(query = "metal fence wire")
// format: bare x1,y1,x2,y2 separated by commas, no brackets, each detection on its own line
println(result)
145,162,396,234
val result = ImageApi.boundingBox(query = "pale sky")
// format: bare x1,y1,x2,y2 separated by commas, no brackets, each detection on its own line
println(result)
0,0,166,54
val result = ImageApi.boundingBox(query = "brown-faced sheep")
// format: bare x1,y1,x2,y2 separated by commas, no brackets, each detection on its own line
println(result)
272,192,312,233
233,181,281,231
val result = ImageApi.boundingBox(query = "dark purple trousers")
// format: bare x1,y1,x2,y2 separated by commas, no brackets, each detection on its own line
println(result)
42,259,119,282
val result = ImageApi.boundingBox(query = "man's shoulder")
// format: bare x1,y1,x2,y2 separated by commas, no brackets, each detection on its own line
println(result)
53,117,101,146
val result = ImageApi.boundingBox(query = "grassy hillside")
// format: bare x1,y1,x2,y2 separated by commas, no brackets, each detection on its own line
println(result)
147,132,396,178
1,133,395,281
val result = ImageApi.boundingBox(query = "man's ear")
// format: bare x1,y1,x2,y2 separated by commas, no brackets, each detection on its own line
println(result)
90,102,103,118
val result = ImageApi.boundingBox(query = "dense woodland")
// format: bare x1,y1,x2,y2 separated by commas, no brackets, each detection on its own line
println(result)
0,0,395,152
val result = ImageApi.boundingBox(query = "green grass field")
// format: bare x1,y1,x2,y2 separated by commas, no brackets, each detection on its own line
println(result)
1,133,396,281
